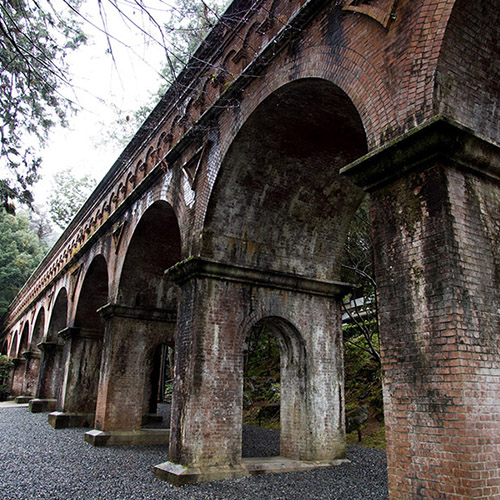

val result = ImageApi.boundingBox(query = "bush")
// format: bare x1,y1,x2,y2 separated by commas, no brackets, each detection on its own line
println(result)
0,354,13,401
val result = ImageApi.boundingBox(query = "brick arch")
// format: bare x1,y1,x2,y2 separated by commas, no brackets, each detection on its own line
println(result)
46,288,68,342
74,255,109,331
18,321,30,356
117,200,182,309
31,307,45,349
7,330,18,358
201,77,367,280
435,0,499,144
240,315,307,459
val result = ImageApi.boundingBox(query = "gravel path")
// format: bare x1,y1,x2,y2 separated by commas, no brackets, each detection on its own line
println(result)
0,405,388,500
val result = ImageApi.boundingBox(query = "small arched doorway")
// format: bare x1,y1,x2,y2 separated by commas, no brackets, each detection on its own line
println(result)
242,317,307,460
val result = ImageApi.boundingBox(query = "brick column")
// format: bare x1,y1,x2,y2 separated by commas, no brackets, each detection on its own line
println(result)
35,341,64,400
21,350,41,397
93,304,175,432
342,118,500,500
47,327,103,427
9,358,25,396
158,258,348,484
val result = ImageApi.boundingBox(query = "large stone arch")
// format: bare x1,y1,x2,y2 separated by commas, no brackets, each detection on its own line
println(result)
92,200,181,435
10,321,30,396
435,0,499,144
54,255,109,422
37,289,68,400
201,77,368,281
32,308,45,349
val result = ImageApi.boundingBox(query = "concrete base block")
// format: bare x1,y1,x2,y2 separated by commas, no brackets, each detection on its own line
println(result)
154,456,349,485
141,413,163,425
15,396,32,404
48,411,94,429
154,461,248,486
84,428,170,447
29,399,57,413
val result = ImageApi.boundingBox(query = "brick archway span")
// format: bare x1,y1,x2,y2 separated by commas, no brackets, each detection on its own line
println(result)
31,307,45,349
46,288,68,342
18,321,29,357
201,77,367,280
74,255,109,331
6,331,17,358
117,200,182,309
435,0,499,144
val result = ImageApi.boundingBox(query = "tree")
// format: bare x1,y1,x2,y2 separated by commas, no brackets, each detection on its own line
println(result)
0,0,87,212
341,197,380,366
0,210,48,318
48,168,96,229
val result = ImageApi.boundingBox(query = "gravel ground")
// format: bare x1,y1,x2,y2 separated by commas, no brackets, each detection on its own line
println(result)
0,405,388,500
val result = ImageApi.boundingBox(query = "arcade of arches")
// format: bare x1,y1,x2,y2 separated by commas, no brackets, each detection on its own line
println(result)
2,0,499,498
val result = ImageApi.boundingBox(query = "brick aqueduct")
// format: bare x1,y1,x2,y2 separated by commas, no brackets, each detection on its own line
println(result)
2,0,499,497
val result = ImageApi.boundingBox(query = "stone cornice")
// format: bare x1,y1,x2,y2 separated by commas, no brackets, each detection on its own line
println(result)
340,116,500,191
57,327,103,342
22,350,41,360
166,257,352,299
97,304,177,323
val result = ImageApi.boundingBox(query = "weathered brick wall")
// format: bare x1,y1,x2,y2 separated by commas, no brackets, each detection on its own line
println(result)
169,261,345,468
371,162,500,499
435,0,499,145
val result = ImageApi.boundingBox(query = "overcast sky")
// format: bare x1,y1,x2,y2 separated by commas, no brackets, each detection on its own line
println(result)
34,0,170,202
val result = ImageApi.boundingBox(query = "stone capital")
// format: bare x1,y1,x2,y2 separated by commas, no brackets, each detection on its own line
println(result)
57,327,80,342
340,116,500,192
165,257,352,299
97,303,176,323
37,341,62,353
22,350,41,360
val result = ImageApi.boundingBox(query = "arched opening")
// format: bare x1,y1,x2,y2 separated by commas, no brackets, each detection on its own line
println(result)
203,78,368,281
38,289,68,400
19,321,29,356
32,309,45,349
60,256,109,415
118,200,181,309
95,201,181,432
118,201,181,421
23,309,45,397
241,317,307,460
10,322,29,396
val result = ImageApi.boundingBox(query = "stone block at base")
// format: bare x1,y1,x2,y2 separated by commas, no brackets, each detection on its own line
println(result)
154,461,248,486
84,429,170,447
48,411,94,429
15,396,32,404
154,456,350,485
29,399,57,413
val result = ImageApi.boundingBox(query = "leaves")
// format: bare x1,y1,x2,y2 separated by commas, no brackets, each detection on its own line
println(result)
0,0,86,210
48,168,96,229
0,209,48,318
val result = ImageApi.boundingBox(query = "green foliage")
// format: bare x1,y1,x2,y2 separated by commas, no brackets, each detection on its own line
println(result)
344,331,383,422
0,0,87,211
48,168,96,229
0,354,14,400
0,209,48,318
243,325,281,426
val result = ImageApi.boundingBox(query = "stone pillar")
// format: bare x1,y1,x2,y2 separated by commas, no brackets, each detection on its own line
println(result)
9,358,25,397
156,258,348,484
35,341,64,400
341,118,500,499
21,350,41,397
91,304,175,433
48,328,103,428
